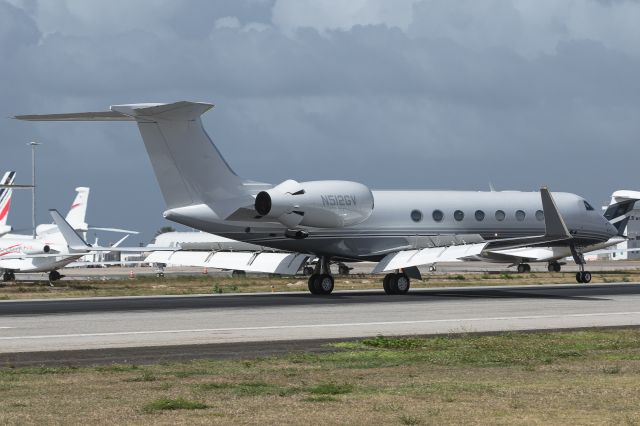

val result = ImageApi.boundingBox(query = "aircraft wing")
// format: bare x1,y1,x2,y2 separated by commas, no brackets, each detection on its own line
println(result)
371,243,487,273
145,250,310,275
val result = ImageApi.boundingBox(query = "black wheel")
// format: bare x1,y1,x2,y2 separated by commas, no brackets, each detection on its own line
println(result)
2,272,10,282
548,262,561,273
315,274,334,295
308,274,320,294
231,270,246,277
517,264,526,273
524,264,531,273
383,273,395,294
394,273,410,294
303,266,314,276
49,270,61,282
9,272,15,281
575,272,584,283
582,271,592,284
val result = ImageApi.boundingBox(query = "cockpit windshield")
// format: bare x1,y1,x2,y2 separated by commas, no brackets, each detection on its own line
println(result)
583,200,595,211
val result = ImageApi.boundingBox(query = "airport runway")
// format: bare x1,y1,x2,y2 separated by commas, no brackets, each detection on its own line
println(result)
3,282,640,366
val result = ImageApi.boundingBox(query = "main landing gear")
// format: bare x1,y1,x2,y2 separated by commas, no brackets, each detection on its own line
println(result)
2,271,15,282
307,256,334,295
547,262,562,272
516,263,531,273
570,245,591,284
383,272,410,295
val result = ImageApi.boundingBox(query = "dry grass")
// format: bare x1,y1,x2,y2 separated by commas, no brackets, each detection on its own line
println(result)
2,329,640,424
1,269,640,300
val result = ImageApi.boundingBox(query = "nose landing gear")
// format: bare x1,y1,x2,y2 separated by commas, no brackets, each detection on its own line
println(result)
570,245,591,284
517,263,531,273
2,271,15,282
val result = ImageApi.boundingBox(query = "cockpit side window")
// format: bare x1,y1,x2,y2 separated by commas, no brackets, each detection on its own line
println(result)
583,201,595,211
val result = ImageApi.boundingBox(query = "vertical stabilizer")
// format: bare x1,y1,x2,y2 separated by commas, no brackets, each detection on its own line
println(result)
15,102,259,212
0,171,16,235
111,102,251,209
65,187,90,231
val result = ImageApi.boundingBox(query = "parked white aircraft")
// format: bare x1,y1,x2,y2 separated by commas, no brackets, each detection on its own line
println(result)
0,210,138,282
0,171,16,236
17,102,630,294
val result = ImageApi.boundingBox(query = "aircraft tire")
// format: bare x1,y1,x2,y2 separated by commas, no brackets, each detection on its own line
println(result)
2,272,10,282
394,273,410,294
582,272,592,283
548,263,561,272
308,274,320,294
575,272,584,284
315,274,334,295
49,270,61,282
383,273,395,295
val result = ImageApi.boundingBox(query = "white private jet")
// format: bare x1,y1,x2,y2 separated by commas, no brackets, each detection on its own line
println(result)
0,209,138,283
17,102,631,294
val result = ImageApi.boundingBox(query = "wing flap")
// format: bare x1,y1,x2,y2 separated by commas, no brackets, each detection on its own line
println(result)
372,243,486,273
144,250,309,275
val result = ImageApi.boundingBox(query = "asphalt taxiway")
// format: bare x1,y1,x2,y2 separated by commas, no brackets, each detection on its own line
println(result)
2,282,640,366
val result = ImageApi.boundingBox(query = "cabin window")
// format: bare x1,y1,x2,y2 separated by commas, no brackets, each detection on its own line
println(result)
495,210,506,221
515,210,526,221
583,201,595,211
410,209,423,222
535,210,544,221
454,210,464,221
432,210,444,222
475,210,485,221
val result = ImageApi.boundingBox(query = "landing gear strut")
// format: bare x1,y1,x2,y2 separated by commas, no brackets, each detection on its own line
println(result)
570,245,591,284
307,256,334,295
2,271,15,282
517,263,531,273
383,272,410,295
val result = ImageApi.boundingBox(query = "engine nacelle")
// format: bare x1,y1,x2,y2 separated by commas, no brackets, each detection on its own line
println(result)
21,243,51,255
255,179,374,228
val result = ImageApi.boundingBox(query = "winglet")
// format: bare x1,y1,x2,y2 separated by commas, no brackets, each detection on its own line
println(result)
49,209,90,250
540,187,571,239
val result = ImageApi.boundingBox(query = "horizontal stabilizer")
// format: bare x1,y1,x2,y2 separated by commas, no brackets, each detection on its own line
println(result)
15,111,134,121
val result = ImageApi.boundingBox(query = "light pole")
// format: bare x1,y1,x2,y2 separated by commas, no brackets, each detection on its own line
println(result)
28,141,40,239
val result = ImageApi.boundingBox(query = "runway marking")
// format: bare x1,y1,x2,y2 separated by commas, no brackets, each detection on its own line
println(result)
2,311,640,340
0,327,13,329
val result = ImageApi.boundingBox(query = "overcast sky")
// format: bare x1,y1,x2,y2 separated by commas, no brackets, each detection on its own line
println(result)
1,0,639,244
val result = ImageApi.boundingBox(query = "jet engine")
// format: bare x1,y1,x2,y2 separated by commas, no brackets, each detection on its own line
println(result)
21,243,51,255
254,179,374,228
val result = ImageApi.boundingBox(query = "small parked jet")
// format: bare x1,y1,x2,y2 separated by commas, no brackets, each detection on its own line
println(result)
17,102,627,294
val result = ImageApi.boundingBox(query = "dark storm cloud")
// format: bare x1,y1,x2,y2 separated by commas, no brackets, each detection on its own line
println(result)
1,0,639,242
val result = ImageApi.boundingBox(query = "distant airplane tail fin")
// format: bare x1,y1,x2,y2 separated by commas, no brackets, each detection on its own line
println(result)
0,171,16,235
65,187,90,230
16,102,261,211
604,190,640,236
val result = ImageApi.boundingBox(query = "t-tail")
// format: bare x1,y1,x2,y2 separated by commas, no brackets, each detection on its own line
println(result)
603,190,640,236
65,187,90,231
16,102,265,220
0,171,16,236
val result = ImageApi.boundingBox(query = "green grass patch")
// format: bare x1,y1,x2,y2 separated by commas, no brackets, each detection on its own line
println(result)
308,383,353,395
143,397,207,412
